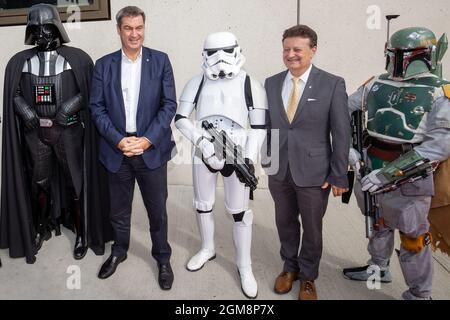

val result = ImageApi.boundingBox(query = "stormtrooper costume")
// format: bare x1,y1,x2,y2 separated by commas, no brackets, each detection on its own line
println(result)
175,32,267,299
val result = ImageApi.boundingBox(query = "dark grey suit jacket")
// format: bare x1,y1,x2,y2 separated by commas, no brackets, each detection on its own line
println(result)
264,65,350,188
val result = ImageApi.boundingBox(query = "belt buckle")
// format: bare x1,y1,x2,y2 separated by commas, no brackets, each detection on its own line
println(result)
39,118,53,128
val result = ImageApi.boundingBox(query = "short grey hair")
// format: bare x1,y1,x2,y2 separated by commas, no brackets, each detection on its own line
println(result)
116,6,146,26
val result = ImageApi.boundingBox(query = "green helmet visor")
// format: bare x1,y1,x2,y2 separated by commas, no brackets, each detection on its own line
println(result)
385,47,432,78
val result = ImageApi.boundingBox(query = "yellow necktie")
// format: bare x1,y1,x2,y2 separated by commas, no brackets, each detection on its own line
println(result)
287,77,300,123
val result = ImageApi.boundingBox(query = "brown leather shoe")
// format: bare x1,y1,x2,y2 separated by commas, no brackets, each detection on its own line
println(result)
298,280,317,300
274,271,298,294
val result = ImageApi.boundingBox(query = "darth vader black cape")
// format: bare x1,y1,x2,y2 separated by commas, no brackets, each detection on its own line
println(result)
0,45,112,264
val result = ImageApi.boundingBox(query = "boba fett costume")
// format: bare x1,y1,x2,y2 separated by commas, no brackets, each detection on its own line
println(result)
343,27,450,299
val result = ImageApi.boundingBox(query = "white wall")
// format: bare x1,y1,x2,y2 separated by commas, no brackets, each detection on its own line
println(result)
300,0,450,91
0,0,449,186
0,0,294,95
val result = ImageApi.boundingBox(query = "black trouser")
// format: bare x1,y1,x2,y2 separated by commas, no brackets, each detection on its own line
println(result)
269,167,330,281
25,124,84,235
108,156,171,264
25,124,83,195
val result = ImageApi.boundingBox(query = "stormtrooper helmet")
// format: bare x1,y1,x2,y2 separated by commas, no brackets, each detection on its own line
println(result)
202,31,246,80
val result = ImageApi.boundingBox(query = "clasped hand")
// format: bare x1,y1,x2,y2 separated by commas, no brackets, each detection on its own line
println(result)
118,137,151,157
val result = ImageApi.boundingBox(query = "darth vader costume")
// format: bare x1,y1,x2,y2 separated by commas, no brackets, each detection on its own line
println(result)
0,4,111,264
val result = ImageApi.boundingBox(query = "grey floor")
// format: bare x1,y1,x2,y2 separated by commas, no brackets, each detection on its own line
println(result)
1,181,449,300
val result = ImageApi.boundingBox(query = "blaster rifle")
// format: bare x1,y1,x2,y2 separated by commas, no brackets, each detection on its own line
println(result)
372,159,439,195
201,121,258,191
352,110,379,239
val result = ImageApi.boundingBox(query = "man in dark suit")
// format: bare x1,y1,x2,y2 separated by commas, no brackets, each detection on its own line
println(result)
89,6,177,290
264,25,350,300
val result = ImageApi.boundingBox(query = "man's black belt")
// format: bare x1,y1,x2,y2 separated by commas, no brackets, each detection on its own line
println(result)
126,132,137,137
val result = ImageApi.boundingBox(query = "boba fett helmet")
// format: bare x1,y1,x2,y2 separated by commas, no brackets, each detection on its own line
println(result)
385,27,447,79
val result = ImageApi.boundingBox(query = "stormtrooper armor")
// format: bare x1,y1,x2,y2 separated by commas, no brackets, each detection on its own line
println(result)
175,32,268,299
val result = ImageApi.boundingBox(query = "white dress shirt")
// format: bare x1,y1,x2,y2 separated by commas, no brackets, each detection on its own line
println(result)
121,48,142,133
282,64,313,111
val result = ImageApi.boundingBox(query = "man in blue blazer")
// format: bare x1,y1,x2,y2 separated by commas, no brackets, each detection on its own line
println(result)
89,6,177,290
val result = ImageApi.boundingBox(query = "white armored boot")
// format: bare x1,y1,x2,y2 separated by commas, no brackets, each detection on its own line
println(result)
187,212,216,271
233,210,258,299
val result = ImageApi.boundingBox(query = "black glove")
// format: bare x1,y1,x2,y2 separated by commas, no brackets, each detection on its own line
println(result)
55,110,69,127
13,93,39,131
24,115,40,131
56,94,83,127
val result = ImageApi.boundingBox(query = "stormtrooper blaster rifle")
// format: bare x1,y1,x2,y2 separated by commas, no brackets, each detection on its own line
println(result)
371,158,439,196
201,120,258,191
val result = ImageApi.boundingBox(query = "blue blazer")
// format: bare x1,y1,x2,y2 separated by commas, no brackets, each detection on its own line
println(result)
89,47,177,173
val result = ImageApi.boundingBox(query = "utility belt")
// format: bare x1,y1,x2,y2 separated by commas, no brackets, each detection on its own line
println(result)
366,137,418,162
39,115,79,128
